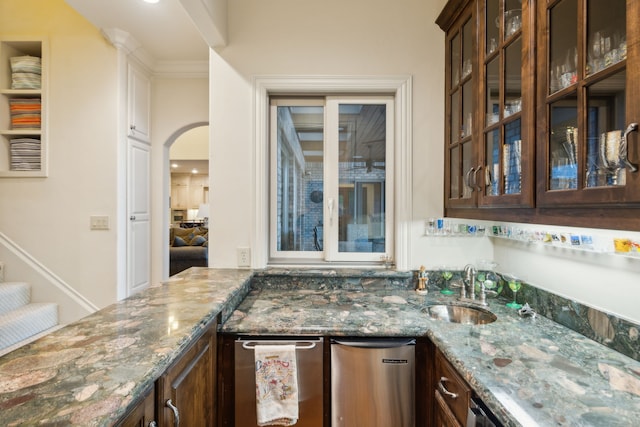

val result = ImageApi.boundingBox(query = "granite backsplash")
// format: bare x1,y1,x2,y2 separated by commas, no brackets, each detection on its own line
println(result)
252,268,640,363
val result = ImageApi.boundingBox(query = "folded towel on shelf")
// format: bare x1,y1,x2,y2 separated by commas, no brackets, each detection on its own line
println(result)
254,344,299,426
10,56,42,75
9,98,41,129
9,138,41,171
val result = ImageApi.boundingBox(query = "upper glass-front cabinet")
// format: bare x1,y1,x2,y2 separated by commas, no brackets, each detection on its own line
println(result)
442,0,535,209
479,0,535,207
537,0,640,205
445,5,476,208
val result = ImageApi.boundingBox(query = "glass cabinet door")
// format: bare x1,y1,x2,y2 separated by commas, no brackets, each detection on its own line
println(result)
478,0,534,207
538,0,640,205
445,7,477,208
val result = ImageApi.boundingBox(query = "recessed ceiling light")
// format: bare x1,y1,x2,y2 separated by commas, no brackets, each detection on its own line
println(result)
191,168,198,174
143,0,160,4
171,163,178,168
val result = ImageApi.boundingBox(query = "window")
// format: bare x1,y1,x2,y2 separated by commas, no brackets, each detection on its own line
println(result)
270,96,395,263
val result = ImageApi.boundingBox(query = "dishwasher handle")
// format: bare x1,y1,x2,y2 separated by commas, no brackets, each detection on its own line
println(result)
241,340,318,350
331,338,416,348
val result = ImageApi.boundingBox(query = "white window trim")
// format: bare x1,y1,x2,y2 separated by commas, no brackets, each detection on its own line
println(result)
253,75,413,270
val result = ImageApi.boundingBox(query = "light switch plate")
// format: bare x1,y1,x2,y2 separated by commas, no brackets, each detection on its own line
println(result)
90,215,110,230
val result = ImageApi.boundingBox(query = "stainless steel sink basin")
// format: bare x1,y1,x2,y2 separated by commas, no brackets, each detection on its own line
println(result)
425,304,497,325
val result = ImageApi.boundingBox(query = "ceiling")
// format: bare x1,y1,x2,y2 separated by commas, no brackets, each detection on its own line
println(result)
64,0,209,64
170,159,209,175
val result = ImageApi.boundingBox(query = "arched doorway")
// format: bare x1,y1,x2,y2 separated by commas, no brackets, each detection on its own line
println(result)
163,123,209,278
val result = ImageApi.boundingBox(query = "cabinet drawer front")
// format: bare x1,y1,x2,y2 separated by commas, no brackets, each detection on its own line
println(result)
435,350,471,425
435,390,463,427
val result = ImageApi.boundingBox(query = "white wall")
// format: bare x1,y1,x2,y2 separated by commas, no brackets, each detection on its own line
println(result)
150,76,208,283
170,126,209,160
210,0,451,267
210,0,640,323
0,0,118,320
490,224,640,323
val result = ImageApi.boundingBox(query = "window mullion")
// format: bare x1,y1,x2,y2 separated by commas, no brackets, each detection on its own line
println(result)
323,99,340,261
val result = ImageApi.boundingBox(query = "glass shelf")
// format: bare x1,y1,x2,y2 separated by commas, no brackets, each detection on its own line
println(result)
488,226,640,259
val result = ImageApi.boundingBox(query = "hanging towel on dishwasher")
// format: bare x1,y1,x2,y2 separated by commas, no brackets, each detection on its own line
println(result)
254,344,299,426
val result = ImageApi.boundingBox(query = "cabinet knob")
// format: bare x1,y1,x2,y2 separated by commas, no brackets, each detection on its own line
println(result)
148,422,157,427
130,124,136,131
130,215,136,221
165,399,180,426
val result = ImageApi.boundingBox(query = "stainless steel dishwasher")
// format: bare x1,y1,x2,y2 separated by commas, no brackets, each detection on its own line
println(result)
235,336,324,427
331,338,415,427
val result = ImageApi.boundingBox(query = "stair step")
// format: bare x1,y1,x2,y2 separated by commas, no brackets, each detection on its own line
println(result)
0,303,58,351
0,325,63,357
0,282,31,315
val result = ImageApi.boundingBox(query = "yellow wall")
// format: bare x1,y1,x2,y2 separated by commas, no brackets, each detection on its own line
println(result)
0,0,119,321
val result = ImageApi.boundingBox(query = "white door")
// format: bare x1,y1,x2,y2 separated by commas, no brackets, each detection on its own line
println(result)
127,138,151,296
127,62,150,142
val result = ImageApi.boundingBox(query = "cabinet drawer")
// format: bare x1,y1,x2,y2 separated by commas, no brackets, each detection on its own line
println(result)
435,389,463,427
435,349,471,426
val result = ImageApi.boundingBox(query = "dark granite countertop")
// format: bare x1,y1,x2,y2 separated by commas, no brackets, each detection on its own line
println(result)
223,273,640,427
2,267,640,426
0,268,252,426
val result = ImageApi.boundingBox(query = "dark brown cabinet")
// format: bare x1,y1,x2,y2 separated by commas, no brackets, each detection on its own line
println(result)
433,348,472,427
157,320,217,427
536,0,640,206
478,0,536,208
437,0,640,231
439,0,536,210
443,2,477,209
117,318,217,427
116,385,156,427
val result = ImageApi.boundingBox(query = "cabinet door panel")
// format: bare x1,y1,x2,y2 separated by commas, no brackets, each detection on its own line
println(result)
537,0,640,205
445,8,478,209
158,323,216,427
117,386,155,427
128,63,150,142
478,0,534,207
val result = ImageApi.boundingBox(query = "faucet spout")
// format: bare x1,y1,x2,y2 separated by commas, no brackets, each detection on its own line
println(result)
463,264,477,300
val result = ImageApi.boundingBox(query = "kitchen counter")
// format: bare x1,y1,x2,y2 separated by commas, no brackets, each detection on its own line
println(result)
2,267,640,426
0,268,252,426
223,276,640,427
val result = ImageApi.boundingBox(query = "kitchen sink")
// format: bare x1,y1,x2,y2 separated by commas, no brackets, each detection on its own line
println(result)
425,304,497,325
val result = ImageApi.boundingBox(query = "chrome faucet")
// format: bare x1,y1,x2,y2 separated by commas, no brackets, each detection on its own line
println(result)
458,264,496,306
462,264,477,300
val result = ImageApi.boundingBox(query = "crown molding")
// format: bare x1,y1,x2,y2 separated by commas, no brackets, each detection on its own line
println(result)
101,28,209,77
153,60,209,78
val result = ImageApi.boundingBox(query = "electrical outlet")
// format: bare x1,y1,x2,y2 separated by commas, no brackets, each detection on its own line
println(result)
90,215,110,230
237,247,251,267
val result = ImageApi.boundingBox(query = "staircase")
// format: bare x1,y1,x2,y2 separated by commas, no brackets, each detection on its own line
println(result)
0,263,59,356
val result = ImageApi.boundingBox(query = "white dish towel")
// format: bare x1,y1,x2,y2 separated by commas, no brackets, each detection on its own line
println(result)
254,344,299,426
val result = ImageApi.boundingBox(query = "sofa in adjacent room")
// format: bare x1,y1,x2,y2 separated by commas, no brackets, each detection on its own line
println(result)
169,226,209,276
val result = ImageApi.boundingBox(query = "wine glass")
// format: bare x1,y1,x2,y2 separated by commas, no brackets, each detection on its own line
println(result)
476,270,486,293
476,260,498,295
440,266,455,295
504,274,522,309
